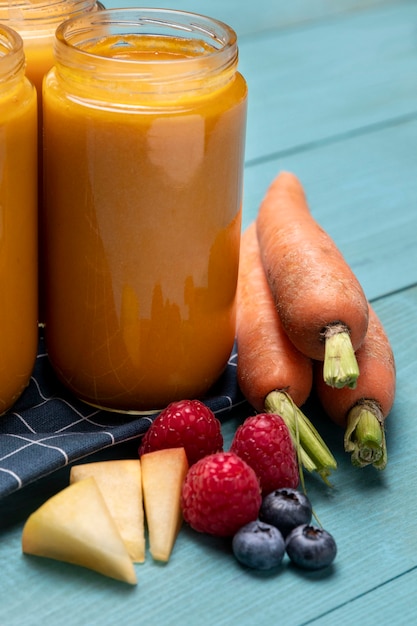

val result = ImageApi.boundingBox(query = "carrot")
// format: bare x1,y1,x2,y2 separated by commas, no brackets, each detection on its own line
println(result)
237,222,313,411
256,171,369,389
236,222,337,483
314,304,395,469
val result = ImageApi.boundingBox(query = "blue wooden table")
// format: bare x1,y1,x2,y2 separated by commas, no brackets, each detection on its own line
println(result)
1,1,416,624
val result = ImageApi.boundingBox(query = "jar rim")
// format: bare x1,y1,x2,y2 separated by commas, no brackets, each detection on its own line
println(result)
0,23,25,81
54,7,238,78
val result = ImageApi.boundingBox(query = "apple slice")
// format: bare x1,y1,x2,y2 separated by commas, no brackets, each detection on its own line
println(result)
22,477,137,585
141,447,189,562
70,459,145,563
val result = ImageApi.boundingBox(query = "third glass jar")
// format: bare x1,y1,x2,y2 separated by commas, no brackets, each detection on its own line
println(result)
0,0,103,98
43,8,247,413
0,0,104,321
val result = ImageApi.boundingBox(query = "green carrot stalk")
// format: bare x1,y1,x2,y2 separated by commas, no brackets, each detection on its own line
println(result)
264,390,337,485
315,304,395,470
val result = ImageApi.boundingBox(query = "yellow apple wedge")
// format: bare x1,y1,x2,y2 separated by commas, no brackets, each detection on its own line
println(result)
140,447,189,562
22,477,137,585
70,459,145,563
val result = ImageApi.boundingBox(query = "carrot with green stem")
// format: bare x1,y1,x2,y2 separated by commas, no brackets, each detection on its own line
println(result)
314,304,395,469
256,171,369,389
236,222,337,484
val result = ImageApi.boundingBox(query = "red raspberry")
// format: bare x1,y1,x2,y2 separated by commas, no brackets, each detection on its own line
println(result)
230,413,299,494
138,399,223,466
181,452,261,537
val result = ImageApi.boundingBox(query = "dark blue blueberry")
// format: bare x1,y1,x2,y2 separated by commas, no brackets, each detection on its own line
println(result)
285,524,337,570
259,488,312,537
232,520,285,570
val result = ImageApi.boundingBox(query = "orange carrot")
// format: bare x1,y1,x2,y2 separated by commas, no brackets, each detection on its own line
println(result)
314,304,395,469
256,171,369,389
237,222,313,412
237,222,337,483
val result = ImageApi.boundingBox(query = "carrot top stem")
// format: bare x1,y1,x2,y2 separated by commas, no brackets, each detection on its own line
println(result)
322,324,360,389
344,400,387,470
264,390,337,486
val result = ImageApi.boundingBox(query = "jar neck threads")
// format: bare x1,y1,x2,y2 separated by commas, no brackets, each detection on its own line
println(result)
0,24,25,90
53,8,239,100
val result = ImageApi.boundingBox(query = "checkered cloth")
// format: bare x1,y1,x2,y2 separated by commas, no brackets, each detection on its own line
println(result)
0,330,245,500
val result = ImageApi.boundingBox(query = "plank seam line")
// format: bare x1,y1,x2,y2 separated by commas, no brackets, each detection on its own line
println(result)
369,281,417,303
244,110,417,169
298,564,417,626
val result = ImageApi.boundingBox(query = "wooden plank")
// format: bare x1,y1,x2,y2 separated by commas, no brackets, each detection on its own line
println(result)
239,0,417,162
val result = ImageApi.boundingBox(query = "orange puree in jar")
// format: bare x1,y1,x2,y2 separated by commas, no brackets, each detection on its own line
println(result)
0,25,38,415
43,9,247,412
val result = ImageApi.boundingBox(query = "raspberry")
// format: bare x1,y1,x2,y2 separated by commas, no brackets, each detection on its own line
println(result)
181,452,261,537
138,399,223,466
230,413,299,494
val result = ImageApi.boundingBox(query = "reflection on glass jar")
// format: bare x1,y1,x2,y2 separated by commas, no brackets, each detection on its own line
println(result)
43,8,247,413
0,24,38,415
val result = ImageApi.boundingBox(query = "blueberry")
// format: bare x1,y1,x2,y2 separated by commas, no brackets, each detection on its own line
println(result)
285,524,337,570
259,488,312,537
232,520,285,570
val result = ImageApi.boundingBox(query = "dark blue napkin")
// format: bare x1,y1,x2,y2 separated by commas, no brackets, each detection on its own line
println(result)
0,330,245,499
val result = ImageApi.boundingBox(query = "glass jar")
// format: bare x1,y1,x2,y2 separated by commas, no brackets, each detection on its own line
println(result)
0,25,38,415
0,1,102,98
43,8,247,413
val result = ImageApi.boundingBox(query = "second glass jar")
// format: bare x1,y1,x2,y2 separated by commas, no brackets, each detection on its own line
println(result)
43,8,247,413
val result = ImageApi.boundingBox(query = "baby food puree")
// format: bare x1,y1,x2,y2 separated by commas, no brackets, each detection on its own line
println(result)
0,25,38,414
43,9,247,412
